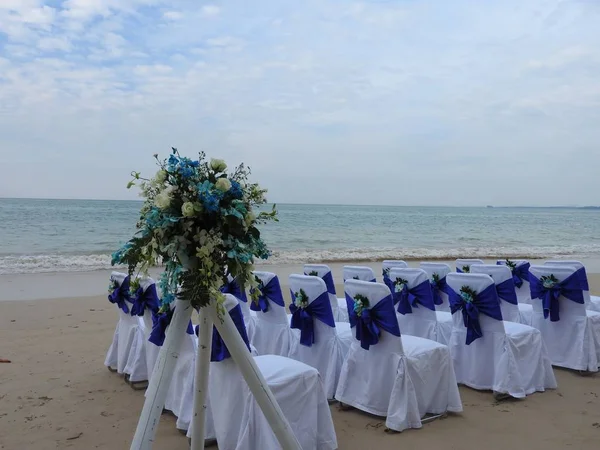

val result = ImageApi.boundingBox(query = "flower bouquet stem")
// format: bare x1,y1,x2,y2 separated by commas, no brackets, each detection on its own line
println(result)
130,299,194,450
190,306,213,450
191,300,302,450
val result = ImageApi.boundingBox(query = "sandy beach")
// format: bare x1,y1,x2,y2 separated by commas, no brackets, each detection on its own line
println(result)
1,263,600,449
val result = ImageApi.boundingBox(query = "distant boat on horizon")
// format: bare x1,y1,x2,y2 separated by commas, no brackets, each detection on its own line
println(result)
486,205,494,208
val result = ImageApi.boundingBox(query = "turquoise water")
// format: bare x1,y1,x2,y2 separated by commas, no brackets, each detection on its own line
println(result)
1,198,600,274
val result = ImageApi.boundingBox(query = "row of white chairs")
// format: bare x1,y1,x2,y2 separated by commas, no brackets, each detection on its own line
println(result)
104,258,600,449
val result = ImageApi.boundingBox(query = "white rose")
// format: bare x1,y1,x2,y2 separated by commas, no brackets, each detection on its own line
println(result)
244,211,256,226
181,202,196,217
210,158,227,172
154,191,171,209
215,178,232,192
155,169,167,183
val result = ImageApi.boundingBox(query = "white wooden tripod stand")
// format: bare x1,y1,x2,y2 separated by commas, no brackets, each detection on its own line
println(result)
129,298,302,450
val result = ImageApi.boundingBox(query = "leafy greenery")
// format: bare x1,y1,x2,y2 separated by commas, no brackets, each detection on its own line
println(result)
505,259,517,271
431,272,440,284
459,285,477,303
293,288,309,308
307,271,319,276
353,293,370,316
462,265,470,273
393,277,408,292
540,274,559,289
111,148,277,310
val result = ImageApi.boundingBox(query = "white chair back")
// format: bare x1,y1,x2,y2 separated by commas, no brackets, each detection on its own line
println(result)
470,264,520,323
455,259,484,273
544,260,590,306
344,279,404,354
446,273,505,334
290,274,337,340
303,264,339,318
389,268,436,321
420,263,451,311
252,271,288,324
343,265,376,282
497,259,531,304
529,265,587,318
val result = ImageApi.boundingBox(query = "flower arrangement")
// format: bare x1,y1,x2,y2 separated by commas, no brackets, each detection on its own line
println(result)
111,148,277,311
353,293,370,315
505,259,517,271
307,271,319,276
382,268,390,278
293,289,310,309
352,275,360,280
459,286,477,303
393,277,408,293
461,265,470,273
431,272,440,284
540,274,559,289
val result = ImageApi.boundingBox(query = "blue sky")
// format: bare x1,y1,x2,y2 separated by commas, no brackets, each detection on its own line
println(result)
1,0,599,206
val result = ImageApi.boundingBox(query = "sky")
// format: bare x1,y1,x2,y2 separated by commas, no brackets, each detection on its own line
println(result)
0,0,599,207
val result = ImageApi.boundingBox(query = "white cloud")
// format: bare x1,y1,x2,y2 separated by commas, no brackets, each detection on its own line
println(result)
1,0,600,205
163,10,183,20
201,5,220,17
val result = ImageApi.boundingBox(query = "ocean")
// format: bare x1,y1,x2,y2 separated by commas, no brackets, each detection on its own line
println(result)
1,198,600,275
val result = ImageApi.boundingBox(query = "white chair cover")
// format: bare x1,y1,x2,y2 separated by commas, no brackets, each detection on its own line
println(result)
497,259,532,304
138,277,161,378
446,273,557,397
104,272,148,383
250,271,298,357
224,274,257,341
207,295,337,450
544,260,600,313
470,264,523,324
455,259,484,273
336,280,462,432
420,262,451,312
304,264,343,322
389,268,452,345
529,265,600,371
343,265,376,282
287,274,353,398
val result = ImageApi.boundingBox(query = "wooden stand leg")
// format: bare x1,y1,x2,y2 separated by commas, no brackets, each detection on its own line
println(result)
130,300,194,450
209,303,302,450
190,307,214,450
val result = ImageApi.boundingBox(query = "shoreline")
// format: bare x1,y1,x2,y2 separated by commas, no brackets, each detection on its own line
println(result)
2,258,600,302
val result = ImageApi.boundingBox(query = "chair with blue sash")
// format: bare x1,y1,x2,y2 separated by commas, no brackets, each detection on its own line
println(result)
148,299,198,432
389,268,453,345
455,259,484,273
287,274,354,399
202,294,338,450
104,272,148,385
343,265,376,282
221,274,257,341
127,276,161,388
544,260,600,313
249,271,297,357
497,259,532,304
446,273,557,398
382,260,408,292
529,265,600,372
470,264,531,325
303,264,344,322
420,262,451,312
335,280,462,432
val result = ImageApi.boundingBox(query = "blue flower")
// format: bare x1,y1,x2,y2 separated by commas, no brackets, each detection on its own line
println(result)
179,166,195,178
229,180,243,199
202,193,220,212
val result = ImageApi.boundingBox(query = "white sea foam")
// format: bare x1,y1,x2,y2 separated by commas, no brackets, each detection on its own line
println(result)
1,244,598,274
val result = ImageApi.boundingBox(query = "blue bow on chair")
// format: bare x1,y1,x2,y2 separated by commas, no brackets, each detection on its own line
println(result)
130,283,161,316
220,277,247,302
108,276,131,314
149,307,194,346
250,277,285,313
495,278,518,305
430,276,449,306
529,272,584,322
289,290,335,347
574,267,590,291
345,293,400,350
497,261,530,288
393,280,436,315
448,284,503,345
306,270,337,295
194,305,251,362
